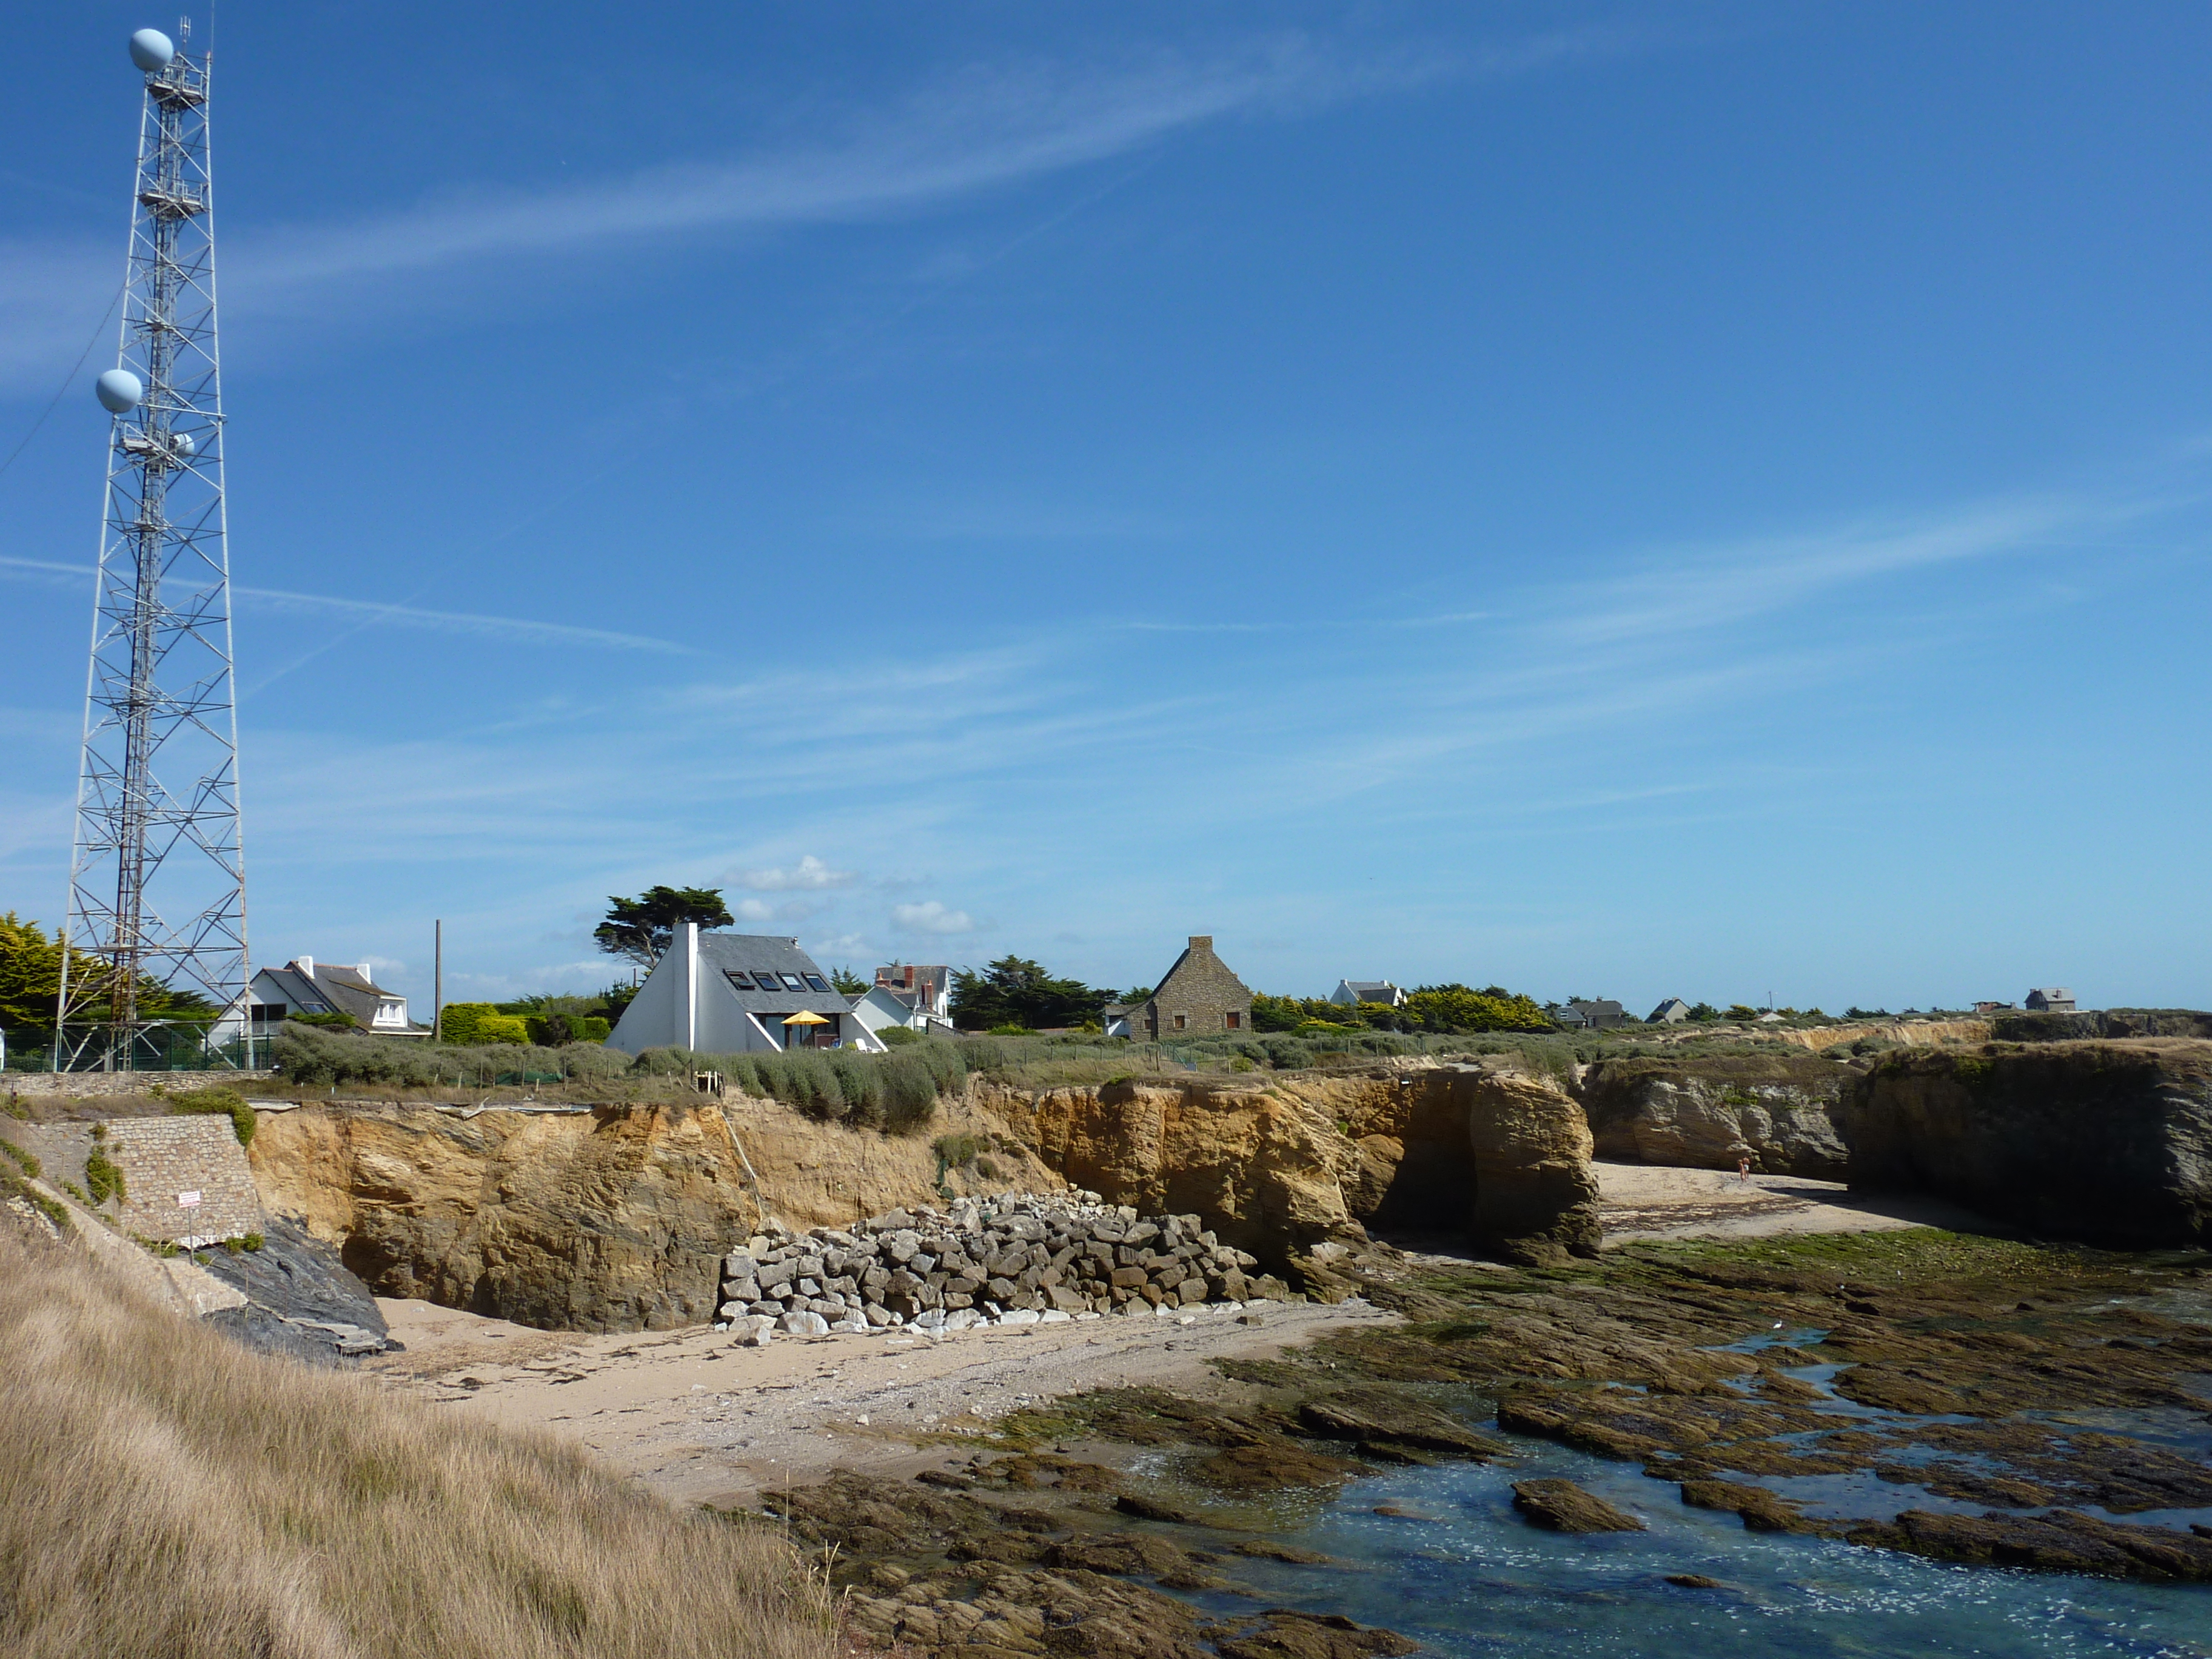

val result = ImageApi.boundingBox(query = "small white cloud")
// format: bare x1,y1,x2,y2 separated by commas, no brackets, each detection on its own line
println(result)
891,900,974,936
737,854,855,892
809,933,874,959
734,898,776,921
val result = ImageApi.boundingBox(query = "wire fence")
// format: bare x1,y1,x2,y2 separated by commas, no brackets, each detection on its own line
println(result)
1,1025,266,1075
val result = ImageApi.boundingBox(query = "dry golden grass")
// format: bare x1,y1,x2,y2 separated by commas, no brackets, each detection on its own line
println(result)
0,1222,839,1659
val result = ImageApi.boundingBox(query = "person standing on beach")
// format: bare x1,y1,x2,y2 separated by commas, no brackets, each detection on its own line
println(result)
1738,1155,1753,1185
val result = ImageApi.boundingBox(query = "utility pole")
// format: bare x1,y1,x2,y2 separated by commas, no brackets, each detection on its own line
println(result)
433,920,443,1043
58,22,244,1071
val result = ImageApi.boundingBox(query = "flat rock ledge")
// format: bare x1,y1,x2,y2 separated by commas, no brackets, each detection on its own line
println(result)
717,1191,1296,1342
1510,1478,1646,1533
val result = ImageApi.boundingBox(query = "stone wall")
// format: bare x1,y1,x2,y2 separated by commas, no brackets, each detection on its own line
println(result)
104,1115,264,1246
1138,936,1253,1041
2,1070,275,1099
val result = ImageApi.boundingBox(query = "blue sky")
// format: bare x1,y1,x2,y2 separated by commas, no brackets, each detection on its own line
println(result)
2,2,2208,1014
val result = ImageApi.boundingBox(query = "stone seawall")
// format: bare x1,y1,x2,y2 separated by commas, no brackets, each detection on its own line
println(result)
106,1115,263,1246
2,1070,276,1098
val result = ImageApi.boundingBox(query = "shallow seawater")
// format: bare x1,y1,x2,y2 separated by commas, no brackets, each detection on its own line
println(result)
1175,1441,2212,1657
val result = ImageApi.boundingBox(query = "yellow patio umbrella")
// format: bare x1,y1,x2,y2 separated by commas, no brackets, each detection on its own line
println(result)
781,1010,831,1045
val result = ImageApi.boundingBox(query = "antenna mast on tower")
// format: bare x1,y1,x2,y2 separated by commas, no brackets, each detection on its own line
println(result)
57,21,247,1071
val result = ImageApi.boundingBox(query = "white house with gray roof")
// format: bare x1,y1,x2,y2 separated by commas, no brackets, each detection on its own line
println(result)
606,924,885,1055
247,957,426,1039
1329,979,1406,1008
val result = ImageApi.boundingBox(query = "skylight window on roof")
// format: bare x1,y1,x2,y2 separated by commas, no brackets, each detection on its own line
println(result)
724,971,753,990
803,974,831,993
779,973,805,991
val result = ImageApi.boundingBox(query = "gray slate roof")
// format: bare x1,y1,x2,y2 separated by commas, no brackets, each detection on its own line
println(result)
696,934,852,1017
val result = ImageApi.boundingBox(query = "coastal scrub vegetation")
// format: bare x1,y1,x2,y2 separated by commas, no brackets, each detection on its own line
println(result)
0,1224,837,1659
1251,984,1555,1035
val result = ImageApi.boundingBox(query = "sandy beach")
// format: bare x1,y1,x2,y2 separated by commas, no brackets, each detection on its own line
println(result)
1594,1160,1992,1241
366,1163,1989,1508
369,1292,1398,1507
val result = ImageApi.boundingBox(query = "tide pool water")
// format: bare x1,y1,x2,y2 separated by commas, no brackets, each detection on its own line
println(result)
1179,1442,2212,1657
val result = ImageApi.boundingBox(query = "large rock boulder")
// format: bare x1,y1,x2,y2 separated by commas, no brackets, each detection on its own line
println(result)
1014,1079,1367,1269
1574,1054,1854,1178
1465,1071,1602,1262
1842,1041,2212,1247
1003,1064,1603,1271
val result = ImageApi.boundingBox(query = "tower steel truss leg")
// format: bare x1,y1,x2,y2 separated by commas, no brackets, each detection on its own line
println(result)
58,28,248,1072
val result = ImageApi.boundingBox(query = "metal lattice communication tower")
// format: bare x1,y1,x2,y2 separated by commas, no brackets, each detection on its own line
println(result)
57,22,247,1071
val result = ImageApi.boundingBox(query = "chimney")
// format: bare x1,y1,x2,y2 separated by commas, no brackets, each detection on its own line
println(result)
358,964,373,983
294,956,315,979
1188,936,1212,949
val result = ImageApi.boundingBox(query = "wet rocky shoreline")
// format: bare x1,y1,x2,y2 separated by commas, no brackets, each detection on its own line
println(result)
763,1226,2212,1657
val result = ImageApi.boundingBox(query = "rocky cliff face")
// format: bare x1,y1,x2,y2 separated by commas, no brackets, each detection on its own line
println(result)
1574,1054,1855,1179
244,1065,1604,1331
1842,1041,2212,1247
247,1094,1055,1332
993,1062,1600,1270
1990,1009,2212,1044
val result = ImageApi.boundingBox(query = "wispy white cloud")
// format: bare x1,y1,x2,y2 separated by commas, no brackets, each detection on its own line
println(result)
733,854,855,892
234,586,699,655
1543,497,2100,650
0,24,1648,388
0,557,694,655
892,900,976,935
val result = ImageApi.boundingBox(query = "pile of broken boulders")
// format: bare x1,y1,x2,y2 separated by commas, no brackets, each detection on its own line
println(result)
717,1192,1294,1341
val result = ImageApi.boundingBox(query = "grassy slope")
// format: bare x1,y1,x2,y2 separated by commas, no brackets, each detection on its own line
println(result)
0,1223,837,1659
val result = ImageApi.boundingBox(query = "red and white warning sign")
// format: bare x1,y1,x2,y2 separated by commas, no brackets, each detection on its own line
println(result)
176,1190,201,1208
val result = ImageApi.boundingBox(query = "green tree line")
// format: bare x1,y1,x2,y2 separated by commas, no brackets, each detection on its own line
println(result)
0,913,215,1037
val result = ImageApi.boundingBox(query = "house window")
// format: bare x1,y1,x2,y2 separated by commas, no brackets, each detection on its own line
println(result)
725,971,754,990
803,974,831,993
1173,1013,1187,1031
780,973,806,991
1224,1011,1241,1030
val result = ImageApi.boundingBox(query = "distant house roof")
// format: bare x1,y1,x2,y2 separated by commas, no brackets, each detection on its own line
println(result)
2027,987,2074,1002
1552,999,1627,1028
1341,979,1403,1002
251,958,427,1036
696,934,851,1017
1648,997,1691,1023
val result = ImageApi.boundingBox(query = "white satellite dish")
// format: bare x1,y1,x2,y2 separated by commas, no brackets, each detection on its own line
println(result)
129,29,175,72
96,369,144,414
170,432,196,458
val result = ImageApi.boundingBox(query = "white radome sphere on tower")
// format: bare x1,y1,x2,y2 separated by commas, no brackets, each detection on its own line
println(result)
170,432,196,458
129,29,175,72
96,369,144,413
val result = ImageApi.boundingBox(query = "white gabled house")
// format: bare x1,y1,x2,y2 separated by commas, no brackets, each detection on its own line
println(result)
247,956,426,1040
847,983,928,1044
1329,979,1406,1008
606,924,885,1055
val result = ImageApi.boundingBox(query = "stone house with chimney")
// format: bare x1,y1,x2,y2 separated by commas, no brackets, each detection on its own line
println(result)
1111,936,1253,1041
